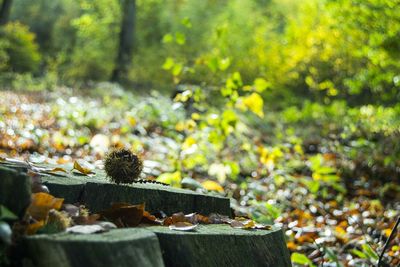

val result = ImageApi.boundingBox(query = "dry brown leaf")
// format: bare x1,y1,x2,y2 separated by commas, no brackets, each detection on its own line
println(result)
141,211,161,225
195,214,210,224
26,193,64,221
100,202,144,227
163,212,186,226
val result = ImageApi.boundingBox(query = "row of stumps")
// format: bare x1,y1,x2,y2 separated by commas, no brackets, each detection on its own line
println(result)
0,165,291,267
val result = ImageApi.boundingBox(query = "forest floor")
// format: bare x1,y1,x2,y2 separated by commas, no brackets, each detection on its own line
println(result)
0,87,399,266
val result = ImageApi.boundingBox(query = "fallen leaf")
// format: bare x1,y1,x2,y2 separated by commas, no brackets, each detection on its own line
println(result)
231,219,255,229
209,213,232,224
73,214,101,225
194,213,210,224
287,241,298,250
47,167,68,173
163,212,186,226
142,211,161,225
26,193,64,221
201,180,224,193
73,161,95,175
169,222,198,231
100,203,144,227
26,220,45,235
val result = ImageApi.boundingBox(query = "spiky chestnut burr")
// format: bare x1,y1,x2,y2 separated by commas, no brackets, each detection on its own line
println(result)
104,148,143,184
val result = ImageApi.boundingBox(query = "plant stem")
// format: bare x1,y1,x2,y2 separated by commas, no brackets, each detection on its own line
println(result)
378,216,400,267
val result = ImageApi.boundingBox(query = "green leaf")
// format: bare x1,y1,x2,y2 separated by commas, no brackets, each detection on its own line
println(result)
316,166,336,174
264,203,281,219
207,57,219,72
175,32,186,45
321,174,340,182
172,63,183,76
220,86,232,97
291,252,315,266
181,17,192,28
162,33,173,43
157,171,182,187
224,160,240,180
162,57,175,70
218,57,231,71
232,72,242,87
323,247,341,266
361,244,379,261
301,178,320,194
254,78,269,92
351,249,368,259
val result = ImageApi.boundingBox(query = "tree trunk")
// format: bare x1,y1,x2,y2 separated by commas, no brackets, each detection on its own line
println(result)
0,0,13,25
111,0,136,83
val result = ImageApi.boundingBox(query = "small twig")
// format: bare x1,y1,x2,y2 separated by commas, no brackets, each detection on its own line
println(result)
378,216,400,267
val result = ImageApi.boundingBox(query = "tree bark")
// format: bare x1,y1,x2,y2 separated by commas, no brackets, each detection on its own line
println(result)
0,0,13,25
111,0,136,83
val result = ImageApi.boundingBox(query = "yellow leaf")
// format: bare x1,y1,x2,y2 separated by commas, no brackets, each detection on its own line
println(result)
127,116,136,126
174,120,197,132
157,171,181,187
243,93,264,118
384,228,392,238
230,219,255,229
26,220,45,235
201,180,224,193
27,193,64,221
236,93,264,118
175,121,185,132
182,136,196,150
73,161,94,175
191,113,201,120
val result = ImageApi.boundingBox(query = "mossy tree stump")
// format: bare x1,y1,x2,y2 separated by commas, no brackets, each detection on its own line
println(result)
21,229,164,267
0,166,31,218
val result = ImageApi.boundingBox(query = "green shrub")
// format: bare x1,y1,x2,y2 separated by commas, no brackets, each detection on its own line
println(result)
0,22,41,73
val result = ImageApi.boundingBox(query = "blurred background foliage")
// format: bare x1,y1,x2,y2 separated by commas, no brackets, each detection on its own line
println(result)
0,0,398,104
